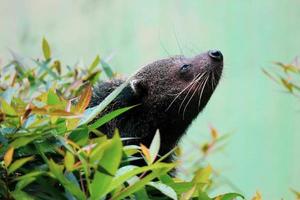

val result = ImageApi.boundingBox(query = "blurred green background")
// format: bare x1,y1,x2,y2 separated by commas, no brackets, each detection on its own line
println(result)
0,0,299,199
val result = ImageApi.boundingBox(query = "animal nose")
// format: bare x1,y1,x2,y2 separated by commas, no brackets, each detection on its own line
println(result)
208,50,223,61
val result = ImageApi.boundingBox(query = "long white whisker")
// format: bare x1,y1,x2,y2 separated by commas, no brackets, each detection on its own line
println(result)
165,73,203,111
182,76,206,119
178,72,206,115
198,75,209,109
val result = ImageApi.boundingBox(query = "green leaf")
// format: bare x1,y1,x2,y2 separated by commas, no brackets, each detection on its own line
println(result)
15,171,45,181
180,186,196,200
47,159,86,200
192,165,212,185
134,188,150,200
149,129,160,164
168,182,194,195
89,137,110,164
0,98,17,116
108,163,176,195
214,193,245,200
10,135,41,149
111,166,174,200
89,55,101,72
88,105,137,129
68,125,89,146
101,59,114,78
47,90,60,105
15,177,36,191
89,131,123,199
197,192,211,200
8,156,34,174
42,38,51,60
64,151,75,171
11,190,35,200
147,181,178,200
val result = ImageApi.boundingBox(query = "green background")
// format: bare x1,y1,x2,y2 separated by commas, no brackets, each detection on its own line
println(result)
0,0,299,199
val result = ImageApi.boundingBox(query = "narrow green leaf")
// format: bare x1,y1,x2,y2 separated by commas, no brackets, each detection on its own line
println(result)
89,55,101,72
108,163,176,194
15,177,36,191
89,131,123,199
149,130,160,164
8,156,34,174
11,190,35,200
15,171,45,181
101,60,114,78
42,38,51,60
111,167,174,200
147,181,178,200
88,105,137,129
48,159,86,200
10,135,41,149
0,98,17,115
214,193,245,200
64,151,75,171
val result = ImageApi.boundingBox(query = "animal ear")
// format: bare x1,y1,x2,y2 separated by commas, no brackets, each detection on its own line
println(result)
130,79,147,97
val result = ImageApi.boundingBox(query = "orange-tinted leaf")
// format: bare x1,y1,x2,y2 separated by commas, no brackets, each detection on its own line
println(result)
52,60,61,74
251,191,262,200
4,147,14,167
280,78,293,92
30,107,48,115
76,84,92,113
291,188,300,200
140,144,151,164
210,126,219,140
50,109,79,117
21,104,32,124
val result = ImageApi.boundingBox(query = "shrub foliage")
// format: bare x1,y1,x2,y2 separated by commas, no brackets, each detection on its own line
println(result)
0,39,245,200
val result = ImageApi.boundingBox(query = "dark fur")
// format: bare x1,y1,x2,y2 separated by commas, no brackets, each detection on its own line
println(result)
89,51,223,162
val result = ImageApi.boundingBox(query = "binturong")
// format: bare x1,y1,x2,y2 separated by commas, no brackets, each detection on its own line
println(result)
89,50,223,163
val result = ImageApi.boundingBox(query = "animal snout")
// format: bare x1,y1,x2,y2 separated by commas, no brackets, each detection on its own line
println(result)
208,50,223,61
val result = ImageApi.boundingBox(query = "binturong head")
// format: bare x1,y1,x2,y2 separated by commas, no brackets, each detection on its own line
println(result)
130,50,223,120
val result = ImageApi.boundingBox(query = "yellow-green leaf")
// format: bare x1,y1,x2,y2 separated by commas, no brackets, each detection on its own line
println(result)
0,99,17,116
42,37,51,60
64,151,75,171
4,147,14,167
8,156,34,174
89,55,101,72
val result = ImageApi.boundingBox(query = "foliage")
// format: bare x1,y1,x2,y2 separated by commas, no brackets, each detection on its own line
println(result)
264,60,300,199
0,39,245,200
263,60,300,98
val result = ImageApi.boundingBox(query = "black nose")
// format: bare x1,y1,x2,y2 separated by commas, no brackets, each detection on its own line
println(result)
208,50,223,61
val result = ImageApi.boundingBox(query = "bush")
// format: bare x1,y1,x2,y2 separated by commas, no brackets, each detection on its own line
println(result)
0,39,244,200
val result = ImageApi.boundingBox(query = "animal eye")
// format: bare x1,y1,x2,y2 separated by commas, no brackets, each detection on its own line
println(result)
180,64,192,73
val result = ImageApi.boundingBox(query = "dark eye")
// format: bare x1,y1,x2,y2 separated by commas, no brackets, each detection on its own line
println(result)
180,64,192,73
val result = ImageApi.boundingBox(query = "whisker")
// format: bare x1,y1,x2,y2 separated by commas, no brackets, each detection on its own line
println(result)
182,75,206,119
165,73,202,111
198,75,209,109
178,72,206,115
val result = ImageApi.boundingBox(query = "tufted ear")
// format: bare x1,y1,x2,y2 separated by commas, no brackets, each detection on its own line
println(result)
130,79,148,97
